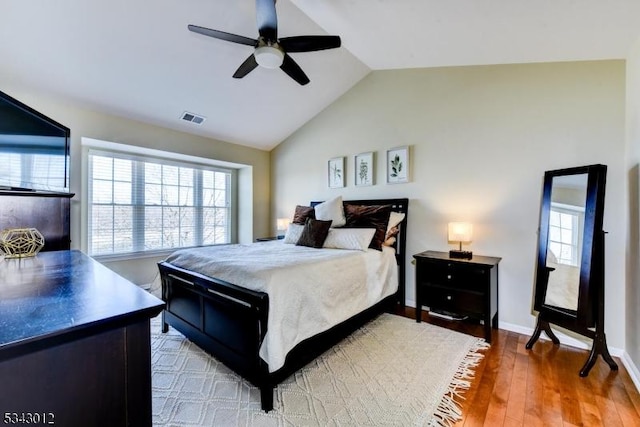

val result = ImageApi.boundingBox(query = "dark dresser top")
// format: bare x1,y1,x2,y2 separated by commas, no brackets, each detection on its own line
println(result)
413,250,501,267
0,250,164,358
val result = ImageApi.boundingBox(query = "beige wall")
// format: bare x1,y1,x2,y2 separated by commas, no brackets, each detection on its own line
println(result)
5,59,637,379
271,61,627,350
1,82,271,286
626,40,640,375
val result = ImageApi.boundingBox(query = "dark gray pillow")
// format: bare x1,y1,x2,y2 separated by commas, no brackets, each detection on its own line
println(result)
344,204,392,251
292,205,315,225
296,218,332,248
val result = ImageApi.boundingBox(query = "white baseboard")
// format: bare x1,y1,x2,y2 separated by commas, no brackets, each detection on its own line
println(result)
499,321,629,356
500,321,640,394
406,299,640,393
621,351,640,393
499,321,611,352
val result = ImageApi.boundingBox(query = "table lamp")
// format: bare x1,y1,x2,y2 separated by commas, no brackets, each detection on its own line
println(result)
276,218,289,239
448,222,473,259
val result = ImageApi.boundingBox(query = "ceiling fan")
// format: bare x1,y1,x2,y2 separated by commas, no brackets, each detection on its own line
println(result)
188,0,341,86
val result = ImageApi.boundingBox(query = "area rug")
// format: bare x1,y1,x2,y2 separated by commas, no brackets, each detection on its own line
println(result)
151,313,488,426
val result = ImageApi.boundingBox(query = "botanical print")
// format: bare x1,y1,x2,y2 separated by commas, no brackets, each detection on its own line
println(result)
389,155,402,178
387,146,409,183
359,159,368,182
355,152,374,186
328,157,345,188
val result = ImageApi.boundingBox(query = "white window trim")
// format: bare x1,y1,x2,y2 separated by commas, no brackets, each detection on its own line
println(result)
82,138,244,170
82,137,243,260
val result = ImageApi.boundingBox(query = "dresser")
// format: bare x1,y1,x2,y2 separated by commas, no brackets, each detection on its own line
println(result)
0,250,164,427
414,250,501,343
0,190,73,251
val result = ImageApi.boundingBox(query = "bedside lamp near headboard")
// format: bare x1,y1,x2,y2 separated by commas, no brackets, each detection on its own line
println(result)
276,218,289,239
448,222,473,259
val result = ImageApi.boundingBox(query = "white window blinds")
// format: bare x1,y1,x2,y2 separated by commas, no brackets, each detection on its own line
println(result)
88,149,233,256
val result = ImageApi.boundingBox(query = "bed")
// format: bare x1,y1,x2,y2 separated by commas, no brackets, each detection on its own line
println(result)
158,198,409,411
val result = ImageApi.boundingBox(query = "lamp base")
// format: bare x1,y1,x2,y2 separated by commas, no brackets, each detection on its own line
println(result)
449,249,473,259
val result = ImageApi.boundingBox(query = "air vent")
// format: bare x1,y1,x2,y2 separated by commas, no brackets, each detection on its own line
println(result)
180,111,206,125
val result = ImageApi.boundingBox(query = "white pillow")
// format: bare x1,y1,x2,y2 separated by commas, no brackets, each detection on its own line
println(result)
314,196,346,227
387,211,405,232
323,228,376,251
283,223,304,244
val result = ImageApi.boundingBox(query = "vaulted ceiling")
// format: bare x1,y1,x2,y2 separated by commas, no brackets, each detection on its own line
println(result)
1,0,639,151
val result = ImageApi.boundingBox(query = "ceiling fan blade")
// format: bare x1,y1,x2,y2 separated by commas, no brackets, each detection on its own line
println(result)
279,35,341,53
280,54,310,86
188,24,256,46
233,54,259,79
256,0,278,41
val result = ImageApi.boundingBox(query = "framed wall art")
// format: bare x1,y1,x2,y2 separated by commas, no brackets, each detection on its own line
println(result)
355,152,374,186
386,146,410,184
328,157,345,188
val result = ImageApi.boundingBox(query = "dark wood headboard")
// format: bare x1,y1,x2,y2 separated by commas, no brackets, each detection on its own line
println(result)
310,198,409,306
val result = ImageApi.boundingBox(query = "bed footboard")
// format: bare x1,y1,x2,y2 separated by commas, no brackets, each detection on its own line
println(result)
158,261,273,406
158,261,394,412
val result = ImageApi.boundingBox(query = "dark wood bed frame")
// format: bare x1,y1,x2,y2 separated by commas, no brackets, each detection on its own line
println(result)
158,198,409,412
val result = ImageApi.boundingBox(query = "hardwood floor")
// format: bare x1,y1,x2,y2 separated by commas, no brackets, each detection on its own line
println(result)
400,307,640,426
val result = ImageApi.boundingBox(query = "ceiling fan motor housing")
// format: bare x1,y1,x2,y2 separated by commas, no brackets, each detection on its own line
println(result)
255,44,284,68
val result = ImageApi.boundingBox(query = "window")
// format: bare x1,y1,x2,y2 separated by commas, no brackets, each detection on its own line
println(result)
88,149,234,257
548,203,583,266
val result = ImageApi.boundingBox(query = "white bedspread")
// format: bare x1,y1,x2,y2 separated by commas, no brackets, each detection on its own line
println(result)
164,241,398,372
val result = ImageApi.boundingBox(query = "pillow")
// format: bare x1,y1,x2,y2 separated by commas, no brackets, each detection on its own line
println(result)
314,196,346,227
283,223,304,244
387,211,405,232
296,218,333,248
344,204,392,251
323,228,376,251
383,226,400,247
383,212,405,247
292,205,315,225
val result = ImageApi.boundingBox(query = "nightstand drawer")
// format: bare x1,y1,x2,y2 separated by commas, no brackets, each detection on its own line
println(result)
423,286,484,315
419,260,488,292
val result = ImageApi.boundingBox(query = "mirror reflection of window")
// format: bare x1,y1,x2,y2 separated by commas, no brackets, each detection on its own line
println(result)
549,203,584,267
544,174,588,311
1,152,66,191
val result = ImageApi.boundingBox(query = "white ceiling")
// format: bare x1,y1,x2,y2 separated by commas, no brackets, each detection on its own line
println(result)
1,0,639,151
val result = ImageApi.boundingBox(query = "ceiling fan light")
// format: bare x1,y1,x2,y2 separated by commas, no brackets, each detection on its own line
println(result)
254,46,284,69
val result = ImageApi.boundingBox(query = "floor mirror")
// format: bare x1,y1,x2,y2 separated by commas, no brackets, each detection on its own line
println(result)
526,164,618,377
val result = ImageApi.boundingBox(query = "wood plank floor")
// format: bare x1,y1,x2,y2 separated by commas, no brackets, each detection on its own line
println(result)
400,307,640,426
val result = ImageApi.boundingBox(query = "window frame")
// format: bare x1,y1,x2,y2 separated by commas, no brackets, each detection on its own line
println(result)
86,146,237,261
548,202,584,267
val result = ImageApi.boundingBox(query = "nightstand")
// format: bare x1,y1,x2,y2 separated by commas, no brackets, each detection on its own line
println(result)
255,236,284,242
414,250,501,343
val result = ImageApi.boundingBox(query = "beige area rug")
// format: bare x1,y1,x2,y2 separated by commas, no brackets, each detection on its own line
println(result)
151,313,488,426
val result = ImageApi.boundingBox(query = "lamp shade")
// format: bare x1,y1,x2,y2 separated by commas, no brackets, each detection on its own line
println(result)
276,218,289,231
448,222,473,243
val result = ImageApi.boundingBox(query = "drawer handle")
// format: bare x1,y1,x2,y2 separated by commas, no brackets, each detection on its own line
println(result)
447,275,452,280
446,295,452,301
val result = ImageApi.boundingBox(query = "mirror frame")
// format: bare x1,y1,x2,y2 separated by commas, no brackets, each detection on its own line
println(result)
529,164,617,377
533,164,607,332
